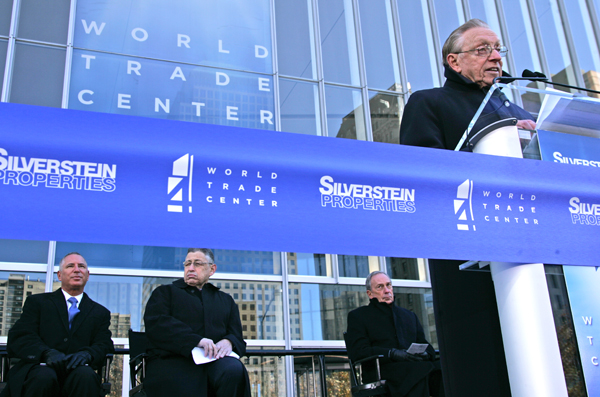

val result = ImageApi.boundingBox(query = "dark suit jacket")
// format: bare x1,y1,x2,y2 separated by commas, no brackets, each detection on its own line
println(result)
4,288,114,397
143,279,250,397
346,298,435,396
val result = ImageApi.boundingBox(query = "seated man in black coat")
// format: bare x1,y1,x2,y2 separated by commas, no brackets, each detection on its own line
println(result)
143,248,250,397
4,252,114,397
346,271,436,397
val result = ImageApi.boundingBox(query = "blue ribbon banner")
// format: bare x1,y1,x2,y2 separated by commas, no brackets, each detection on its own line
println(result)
537,129,600,391
1,103,598,265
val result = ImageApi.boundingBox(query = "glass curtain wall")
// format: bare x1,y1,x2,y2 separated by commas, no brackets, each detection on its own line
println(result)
2,0,598,395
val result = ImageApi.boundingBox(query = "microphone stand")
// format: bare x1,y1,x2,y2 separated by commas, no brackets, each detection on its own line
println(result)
495,76,600,96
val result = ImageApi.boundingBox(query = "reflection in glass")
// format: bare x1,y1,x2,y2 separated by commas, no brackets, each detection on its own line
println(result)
68,50,275,130
0,239,48,263
10,43,65,108
368,90,402,144
433,0,465,46
242,352,286,396
0,0,12,37
385,257,421,281
338,255,379,278
212,280,284,340
289,283,436,346
0,40,6,93
396,0,439,92
18,0,70,44
544,265,586,396
534,0,578,89
294,355,351,396
275,0,317,79
0,271,47,336
325,84,366,140
74,0,272,73
318,0,360,85
288,253,329,276
563,1,600,98
502,0,544,113
279,78,321,136
56,243,282,275
358,0,401,90
468,0,503,44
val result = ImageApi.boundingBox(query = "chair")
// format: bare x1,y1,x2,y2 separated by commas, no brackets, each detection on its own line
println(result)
128,329,149,397
0,347,112,396
343,332,390,397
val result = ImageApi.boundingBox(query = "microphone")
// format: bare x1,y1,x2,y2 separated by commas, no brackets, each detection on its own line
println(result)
495,71,600,96
522,69,547,80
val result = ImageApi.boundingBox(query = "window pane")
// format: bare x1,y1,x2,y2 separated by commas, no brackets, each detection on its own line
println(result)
275,0,317,79
288,253,329,276
0,39,6,93
0,0,12,37
289,283,436,346
0,239,48,263
369,90,402,144
338,255,379,278
318,0,360,85
68,50,275,130
563,1,600,97
358,0,401,90
17,0,69,44
468,0,503,46
433,0,465,46
243,353,287,395
325,84,366,140
385,257,421,281
279,78,321,136
396,0,439,91
74,0,272,73
533,0,579,88
503,0,544,113
55,243,282,275
0,271,47,336
10,42,65,107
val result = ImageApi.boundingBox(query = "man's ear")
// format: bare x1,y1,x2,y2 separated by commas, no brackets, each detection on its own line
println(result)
366,290,373,299
447,53,461,73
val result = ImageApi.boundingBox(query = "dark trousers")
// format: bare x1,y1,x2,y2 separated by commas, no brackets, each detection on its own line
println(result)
146,356,248,397
22,364,101,397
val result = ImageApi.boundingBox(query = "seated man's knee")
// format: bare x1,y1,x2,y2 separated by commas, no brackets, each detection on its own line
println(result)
23,365,60,394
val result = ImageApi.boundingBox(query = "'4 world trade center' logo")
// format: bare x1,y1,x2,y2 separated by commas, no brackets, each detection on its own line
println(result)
455,179,475,231
167,154,194,213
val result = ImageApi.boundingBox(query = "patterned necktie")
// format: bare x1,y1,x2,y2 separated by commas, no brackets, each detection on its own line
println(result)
68,297,80,329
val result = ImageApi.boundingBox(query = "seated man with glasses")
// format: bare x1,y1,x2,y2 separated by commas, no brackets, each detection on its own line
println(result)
143,248,250,397
400,18,536,150
346,271,440,397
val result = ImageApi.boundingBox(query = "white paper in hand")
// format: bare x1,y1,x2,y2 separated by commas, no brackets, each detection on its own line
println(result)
406,343,428,355
192,347,240,365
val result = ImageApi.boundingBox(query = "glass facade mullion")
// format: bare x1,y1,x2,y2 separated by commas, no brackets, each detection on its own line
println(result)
562,0,600,95
0,0,19,102
555,0,586,89
61,0,77,109
530,0,580,90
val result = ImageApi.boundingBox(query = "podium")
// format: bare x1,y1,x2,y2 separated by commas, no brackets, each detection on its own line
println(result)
452,84,600,397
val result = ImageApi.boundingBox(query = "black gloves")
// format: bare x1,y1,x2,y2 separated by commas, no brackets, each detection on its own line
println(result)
388,348,423,362
42,349,67,368
41,349,92,371
66,351,92,370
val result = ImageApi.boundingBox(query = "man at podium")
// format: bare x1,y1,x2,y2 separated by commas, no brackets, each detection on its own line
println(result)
400,18,536,150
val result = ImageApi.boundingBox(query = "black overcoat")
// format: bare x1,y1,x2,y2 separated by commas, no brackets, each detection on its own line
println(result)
143,279,250,397
346,298,435,396
400,65,535,150
3,288,114,397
